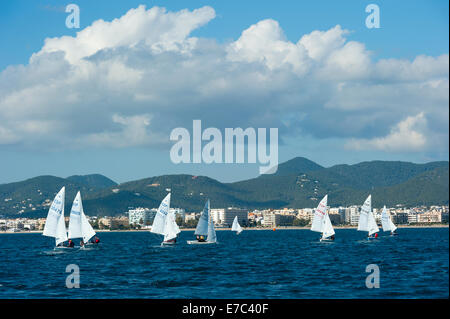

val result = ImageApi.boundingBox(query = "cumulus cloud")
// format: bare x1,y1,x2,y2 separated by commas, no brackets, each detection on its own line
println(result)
32,5,216,64
0,5,448,158
346,113,428,152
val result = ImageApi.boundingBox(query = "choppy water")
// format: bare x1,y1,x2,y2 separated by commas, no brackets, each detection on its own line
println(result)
0,228,448,298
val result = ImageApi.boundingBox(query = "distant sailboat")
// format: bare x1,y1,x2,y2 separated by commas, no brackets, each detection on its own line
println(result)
151,193,181,245
231,216,243,235
311,195,335,241
68,191,97,247
42,187,71,249
187,199,217,244
381,205,398,236
357,195,379,239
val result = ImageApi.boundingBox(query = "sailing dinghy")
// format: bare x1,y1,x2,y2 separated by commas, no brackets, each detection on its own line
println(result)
310,195,335,241
42,187,72,249
381,205,398,236
231,216,243,235
357,195,379,240
187,199,217,245
68,191,97,248
151,193,181,246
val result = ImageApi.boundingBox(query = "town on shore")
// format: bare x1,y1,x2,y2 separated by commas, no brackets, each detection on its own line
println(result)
1,204,448,233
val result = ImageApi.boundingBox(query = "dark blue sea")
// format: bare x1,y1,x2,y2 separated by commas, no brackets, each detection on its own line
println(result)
0,228,448,299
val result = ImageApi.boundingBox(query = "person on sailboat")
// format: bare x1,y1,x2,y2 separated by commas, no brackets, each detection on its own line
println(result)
80,239,84,247
90,236,100,244
68,239,75,247
196,235,206,242
330,234,335,241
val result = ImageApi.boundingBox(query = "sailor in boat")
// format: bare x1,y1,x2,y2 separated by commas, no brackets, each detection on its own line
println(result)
58,239,75,248
329,234,335,241
368,233,379,239
391,230,398,236
165,238,177,244
196,235,206,242
80,239,85,247
90,236,100,244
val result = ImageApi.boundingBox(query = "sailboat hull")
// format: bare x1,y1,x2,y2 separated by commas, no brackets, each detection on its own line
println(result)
54,246,75,250
320,237,334,242
161,241,176,246
186,240,217,245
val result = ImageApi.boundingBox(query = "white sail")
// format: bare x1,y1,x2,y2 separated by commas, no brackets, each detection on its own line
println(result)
55,206,68,246
43,187,66,245
231,216,243,234
389,219,397,233
68,192,96,242
68,192,83,239
357,195,371,232
311,195,327,233
381,206,391,232
80,211,96,243
195,200,210,236
206,214,217,243
381,205,397,232
367,211,379,236
163,210,181,242
151,193,171,235
321,213,335,239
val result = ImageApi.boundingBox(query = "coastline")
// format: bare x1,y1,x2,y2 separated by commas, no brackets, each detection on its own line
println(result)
1,224,448,234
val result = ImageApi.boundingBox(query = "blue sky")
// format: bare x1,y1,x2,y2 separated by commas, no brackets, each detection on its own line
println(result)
1,0,448,69
0,0,448,184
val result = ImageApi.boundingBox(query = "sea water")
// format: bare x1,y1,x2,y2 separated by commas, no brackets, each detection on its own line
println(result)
0,228,448,298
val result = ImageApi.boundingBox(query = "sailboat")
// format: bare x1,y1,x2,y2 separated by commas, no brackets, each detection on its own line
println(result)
311,195,335,241
357,195,379,240
68,191,97,248
187,199,217,245
381,206,398,236
231,216,243,235
42,187,71,249
151,193,181,246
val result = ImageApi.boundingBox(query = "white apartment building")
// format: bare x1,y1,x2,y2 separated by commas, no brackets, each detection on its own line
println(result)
211,208,248,226
349,206,360,225
128,207,156,226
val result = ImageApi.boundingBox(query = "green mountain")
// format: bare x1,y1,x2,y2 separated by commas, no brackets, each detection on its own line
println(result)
1,158,448,217
0,174,116,217
66,174,117,190
273,157,324,176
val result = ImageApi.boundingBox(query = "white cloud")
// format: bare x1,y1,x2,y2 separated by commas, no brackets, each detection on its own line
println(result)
32,5,215,64
346,113,428,152
0,5,448,158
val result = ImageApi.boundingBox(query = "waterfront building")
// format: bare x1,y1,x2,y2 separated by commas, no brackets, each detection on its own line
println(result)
393,212,409,224
212,207,248,227
111,216,129,228
349,206,360,225
128,207,156,226
417,211,442,223
98,217,112,229
169,208,185,219
408,210,418,224
210,208,225,225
